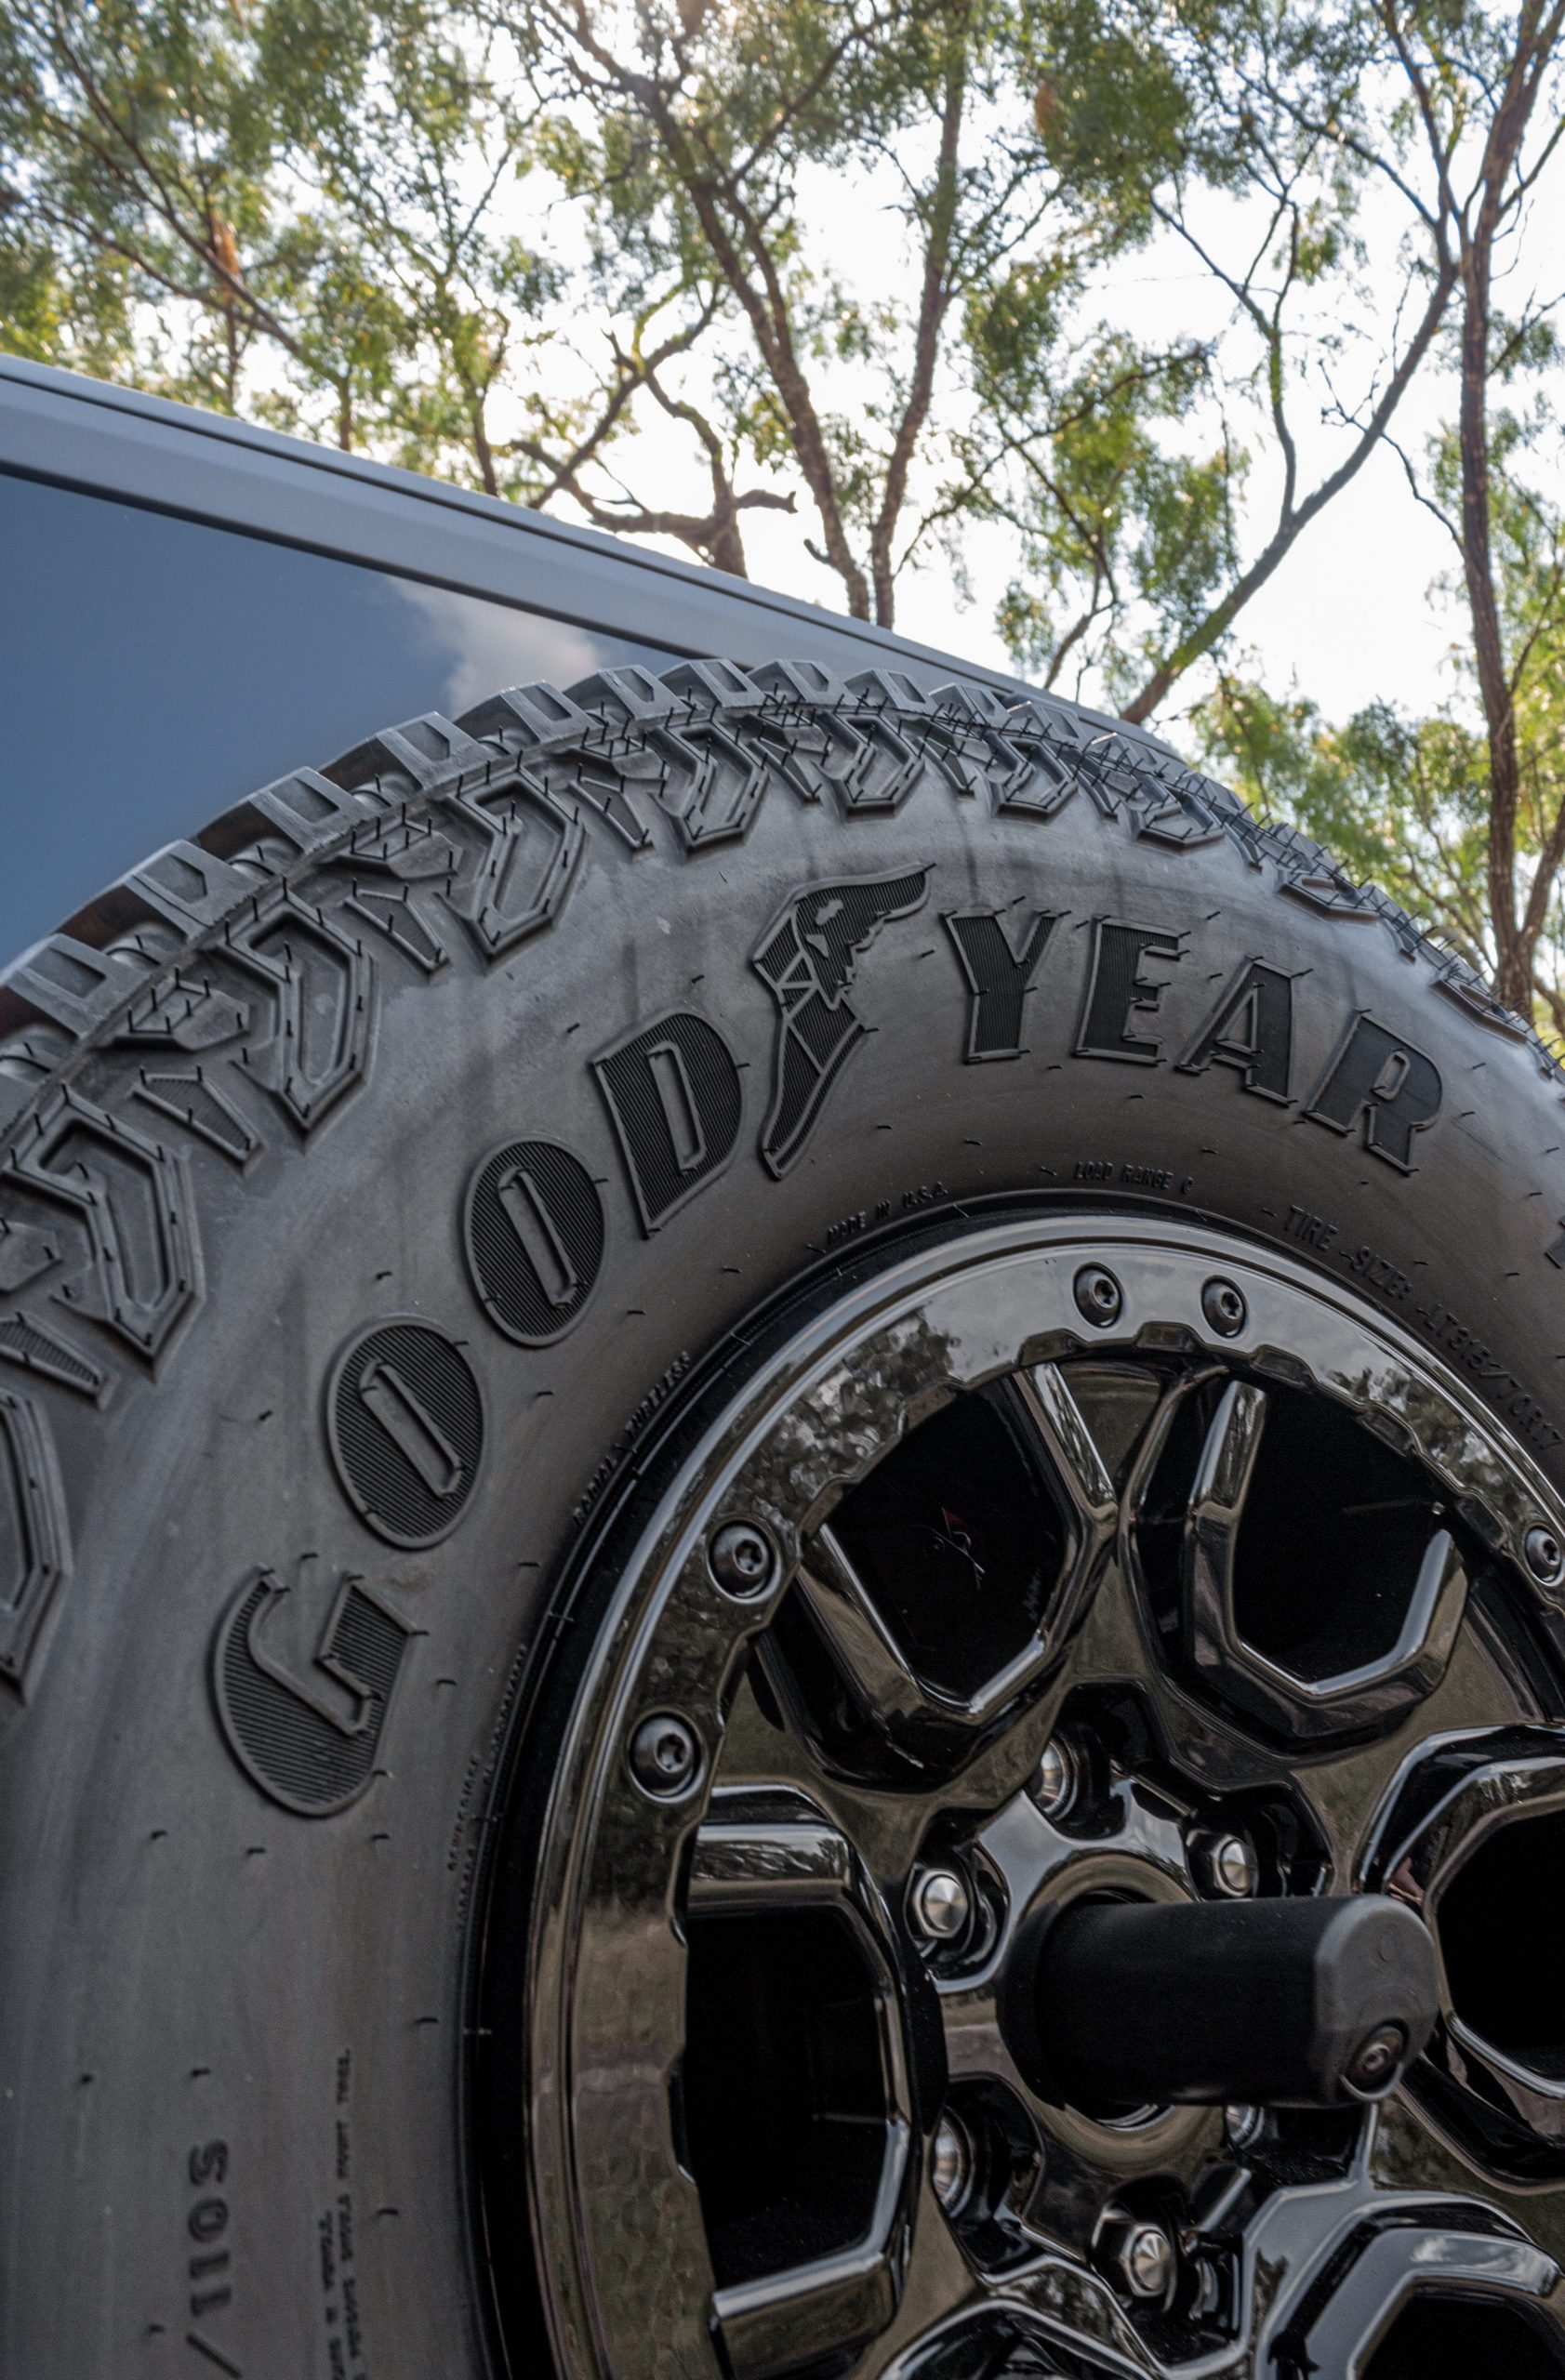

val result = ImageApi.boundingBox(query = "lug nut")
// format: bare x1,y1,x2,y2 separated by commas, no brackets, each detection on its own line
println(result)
1524,1524,1565,1586
710,1520,776,1599
1074,1265,1122,1329
909,1865,973,1944
1105,2215,1177,2303
1345,2022,1408,2097
1193,1831,1258,1899
930,2112,974,2215
1201,1277,1247,1338
1225,2104,1265,2151
629,1712,702,1799
1034,1736,1080,1819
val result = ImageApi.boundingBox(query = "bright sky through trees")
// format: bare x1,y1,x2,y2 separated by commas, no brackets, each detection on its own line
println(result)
4,0,1564,1023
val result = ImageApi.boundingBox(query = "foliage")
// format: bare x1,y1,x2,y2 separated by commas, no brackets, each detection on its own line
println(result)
516,0,1127,619
1197,399,1565,1037
3,0,1565,1021
1187,0,1565,1032
0,0,755,532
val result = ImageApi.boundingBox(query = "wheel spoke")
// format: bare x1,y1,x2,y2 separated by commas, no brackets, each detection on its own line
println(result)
713,2158,909,2380
1188,1377,1267,1579
1174,1372,1271,1704
1312,1629,1532,1886
840,2185,982,2380
718,2174,986,2380
934,1811,1040,2103
719,1659,842,1799
1262,2210,1562,2374
689,1795,855,1911
792,1524,952,1733
1015,1361,1118,1530
993,2253,1165,2374
719,1664,965,1886
686,1789,910,1982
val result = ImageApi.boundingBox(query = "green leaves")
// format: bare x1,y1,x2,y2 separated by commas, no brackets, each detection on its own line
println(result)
1191,391,1565,1042
5,0,1563,1027
1019,0,1193,218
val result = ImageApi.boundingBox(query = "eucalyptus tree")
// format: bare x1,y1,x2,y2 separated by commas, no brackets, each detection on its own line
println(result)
0,0,778,552
1185,0,1565,1031
975,0,1469,723
509,0,1187,626
1199,408,1565,1040
1371,0,1565,1018
7,0,1560,953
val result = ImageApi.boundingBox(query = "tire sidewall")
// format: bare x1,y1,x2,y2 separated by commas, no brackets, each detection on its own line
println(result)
3,717,1562,2377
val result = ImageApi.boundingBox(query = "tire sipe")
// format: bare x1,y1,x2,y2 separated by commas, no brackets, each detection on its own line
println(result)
2,658,1564,2376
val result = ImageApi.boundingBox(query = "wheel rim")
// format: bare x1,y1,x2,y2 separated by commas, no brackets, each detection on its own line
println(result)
497,1214,1565,2379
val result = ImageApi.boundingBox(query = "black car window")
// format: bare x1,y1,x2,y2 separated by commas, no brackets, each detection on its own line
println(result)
1,471,680,965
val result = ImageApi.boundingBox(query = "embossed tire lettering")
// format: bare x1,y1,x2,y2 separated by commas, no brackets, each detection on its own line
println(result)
326,1318,485,1547
3,653,1564,2380
464,1139,605,1344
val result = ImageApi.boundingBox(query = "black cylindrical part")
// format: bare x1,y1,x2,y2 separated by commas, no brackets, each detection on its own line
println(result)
1028,1893,1439,2111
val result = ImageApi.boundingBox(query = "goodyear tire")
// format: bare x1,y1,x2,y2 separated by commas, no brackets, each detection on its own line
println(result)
0,657,1561,2377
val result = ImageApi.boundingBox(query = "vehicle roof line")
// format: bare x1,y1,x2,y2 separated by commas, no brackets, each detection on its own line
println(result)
0,352,1163,750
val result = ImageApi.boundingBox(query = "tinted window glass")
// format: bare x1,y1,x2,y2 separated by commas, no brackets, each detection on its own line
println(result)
0,472,678,965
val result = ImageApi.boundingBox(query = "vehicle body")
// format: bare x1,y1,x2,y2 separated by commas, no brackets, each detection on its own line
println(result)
0,351,1135,972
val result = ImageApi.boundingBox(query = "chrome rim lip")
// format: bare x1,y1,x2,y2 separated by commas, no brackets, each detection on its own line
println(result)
522,1213,1565,2380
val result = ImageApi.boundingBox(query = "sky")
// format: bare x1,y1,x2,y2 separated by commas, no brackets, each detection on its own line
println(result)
541,116,1565,739
81,22,1558,747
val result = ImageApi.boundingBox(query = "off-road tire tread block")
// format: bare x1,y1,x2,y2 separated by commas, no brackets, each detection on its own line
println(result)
0,657,1550,1692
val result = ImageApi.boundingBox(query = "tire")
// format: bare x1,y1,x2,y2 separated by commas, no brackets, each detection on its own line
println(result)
0,655,1560,2378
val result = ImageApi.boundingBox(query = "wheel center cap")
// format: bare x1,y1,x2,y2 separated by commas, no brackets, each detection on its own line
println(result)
1017,1890,1439,2110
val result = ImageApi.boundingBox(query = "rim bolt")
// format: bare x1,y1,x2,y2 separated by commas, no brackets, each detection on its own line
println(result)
1201,1277,1247,1338
628,1712,702,1799
710,1520,776,1599
930,2112,974,2215
1034,1736,1080,1818
1074,1265,1122,1329
1524,1524,1565,1586
909,1865,973,1945
1106,2215,1178,2303
1345,2021,1408,2097
1193,1830,1258,1899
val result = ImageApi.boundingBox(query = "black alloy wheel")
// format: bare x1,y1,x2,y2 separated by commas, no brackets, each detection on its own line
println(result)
5,658,1565,2380
489,1217,1565,2380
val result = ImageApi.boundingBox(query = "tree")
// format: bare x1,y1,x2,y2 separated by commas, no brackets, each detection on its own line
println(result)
1199,405,1565,1040
975,306,1223,701
1,0,310,412
1394,0,1565,1016
0,0,796,561
1192,0,1565,1034
512,0,1094,623
988,0,1467,721
6,0,1560,994
1,0,1480,665
519,0,1363,661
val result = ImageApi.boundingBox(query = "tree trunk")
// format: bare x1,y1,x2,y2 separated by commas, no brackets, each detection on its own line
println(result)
1458,225,1526,1012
